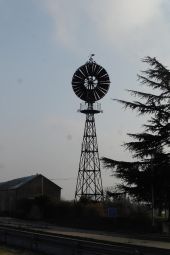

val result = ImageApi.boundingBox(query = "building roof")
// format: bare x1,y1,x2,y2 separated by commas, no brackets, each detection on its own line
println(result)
0,174,61,191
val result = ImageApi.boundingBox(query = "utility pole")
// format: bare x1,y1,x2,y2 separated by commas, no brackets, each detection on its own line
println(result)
151,155,155,227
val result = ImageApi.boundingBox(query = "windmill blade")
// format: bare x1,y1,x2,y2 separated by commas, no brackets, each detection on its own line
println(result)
86,63,93,76
92,63,97,75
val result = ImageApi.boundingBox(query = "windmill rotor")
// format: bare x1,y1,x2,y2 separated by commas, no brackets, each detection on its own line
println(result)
72,62,110,102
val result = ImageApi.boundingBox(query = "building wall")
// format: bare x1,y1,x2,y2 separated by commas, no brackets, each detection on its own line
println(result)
0,190,8,212
16,175,61,201
16,176,43,200
43,177,61,201
0,190,16,213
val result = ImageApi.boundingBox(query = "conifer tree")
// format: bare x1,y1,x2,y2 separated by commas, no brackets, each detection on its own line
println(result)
102,57,170,210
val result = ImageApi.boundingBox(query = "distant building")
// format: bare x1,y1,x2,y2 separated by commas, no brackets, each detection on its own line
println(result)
0,174,61,214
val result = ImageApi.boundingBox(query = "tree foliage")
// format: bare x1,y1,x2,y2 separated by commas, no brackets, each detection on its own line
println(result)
102,57,170,209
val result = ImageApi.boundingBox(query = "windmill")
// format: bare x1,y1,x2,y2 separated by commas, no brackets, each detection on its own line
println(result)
72,55,110,201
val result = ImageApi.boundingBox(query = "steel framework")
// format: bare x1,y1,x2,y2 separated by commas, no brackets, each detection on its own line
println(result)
75,103,103,201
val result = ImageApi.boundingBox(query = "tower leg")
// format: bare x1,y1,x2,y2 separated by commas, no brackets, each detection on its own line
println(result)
75,113,103,201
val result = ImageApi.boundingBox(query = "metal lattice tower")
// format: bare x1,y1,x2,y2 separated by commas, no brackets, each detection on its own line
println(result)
75,103,103,201
72,56,110,201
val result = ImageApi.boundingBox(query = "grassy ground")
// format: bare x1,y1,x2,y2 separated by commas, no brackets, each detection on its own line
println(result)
0,246,40,255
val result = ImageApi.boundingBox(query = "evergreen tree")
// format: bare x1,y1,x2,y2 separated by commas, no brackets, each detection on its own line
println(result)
102,57,170,210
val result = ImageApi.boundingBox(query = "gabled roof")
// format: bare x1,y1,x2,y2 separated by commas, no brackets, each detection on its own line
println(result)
0,174,61,191
0,175,37,190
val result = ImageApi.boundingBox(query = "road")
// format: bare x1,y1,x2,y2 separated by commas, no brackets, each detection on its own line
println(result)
0,217,170,255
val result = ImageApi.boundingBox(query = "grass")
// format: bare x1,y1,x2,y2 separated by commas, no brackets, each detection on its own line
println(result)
0,245,41,255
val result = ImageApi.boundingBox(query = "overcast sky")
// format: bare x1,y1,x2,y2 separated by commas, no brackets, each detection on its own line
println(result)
0,0,170,200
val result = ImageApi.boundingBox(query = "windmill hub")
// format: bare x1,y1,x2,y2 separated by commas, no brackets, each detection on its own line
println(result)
84,76,98,90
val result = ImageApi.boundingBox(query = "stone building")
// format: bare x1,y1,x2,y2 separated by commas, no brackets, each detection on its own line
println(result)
0,174,61,214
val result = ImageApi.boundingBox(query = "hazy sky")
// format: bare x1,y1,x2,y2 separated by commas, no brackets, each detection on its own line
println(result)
1,0,170,199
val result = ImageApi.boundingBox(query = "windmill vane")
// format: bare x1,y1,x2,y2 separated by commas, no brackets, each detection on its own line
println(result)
89,54,95,63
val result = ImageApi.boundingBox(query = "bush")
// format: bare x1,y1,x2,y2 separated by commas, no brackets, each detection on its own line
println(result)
15,196,153,232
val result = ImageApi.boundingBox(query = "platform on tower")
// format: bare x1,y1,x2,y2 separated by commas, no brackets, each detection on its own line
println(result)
78,102,103,114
